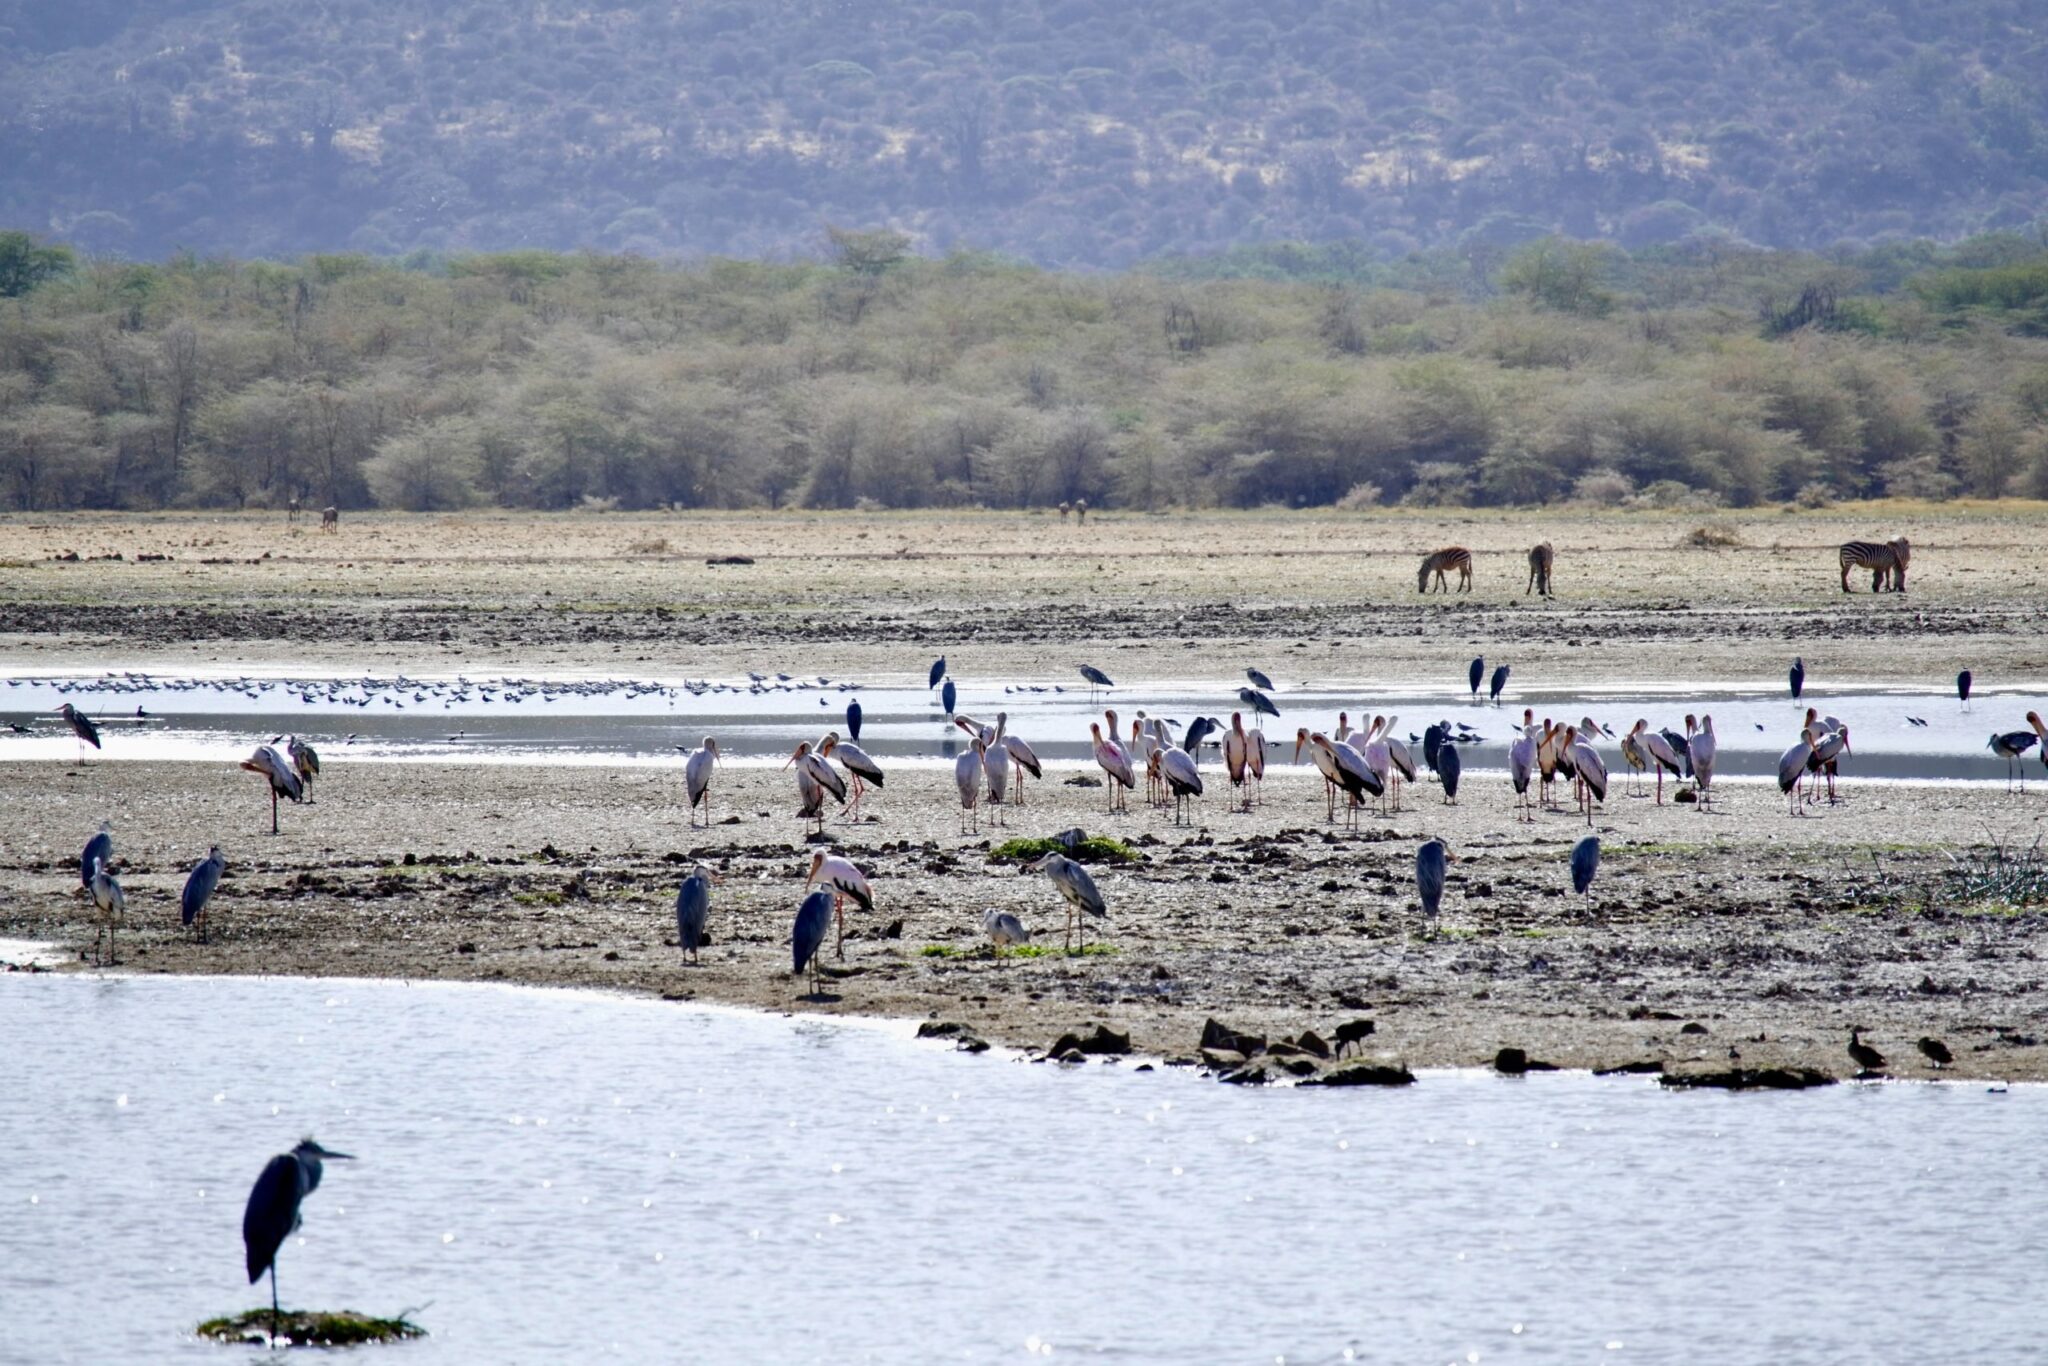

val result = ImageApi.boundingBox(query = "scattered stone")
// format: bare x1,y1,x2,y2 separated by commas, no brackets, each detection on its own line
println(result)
1292,1029,1332,1059
916,1021,967,1039
1680,1021,1709,1035
1200,1017,1265,1055
1049,1024,1132,1057
1493,1047,1559,1075
955,1034,990,1054
1217,1062,1273,1086
1064,775,1103,788
456,942,476,954
1593,1060,1665,1076
1301,1062,1416,1088
1659,1066,1836,1091
705,554,755,565
881,919,904,939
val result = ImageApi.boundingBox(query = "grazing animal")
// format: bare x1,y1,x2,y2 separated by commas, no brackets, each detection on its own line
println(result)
1075,498,1088,523
1057,501,1070,521
675,865,714,963
1838,537,1908,593
287,496,301,524
243,1139,353,1346
182,846,227,942
1526,542,1553,596
320,505,338,532
1417,546,1473,594
1331,1019,1376,1057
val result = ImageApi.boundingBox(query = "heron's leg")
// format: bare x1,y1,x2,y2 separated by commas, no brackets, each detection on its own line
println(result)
834,896,845,960
271,1263,280,1345
270,788,279,835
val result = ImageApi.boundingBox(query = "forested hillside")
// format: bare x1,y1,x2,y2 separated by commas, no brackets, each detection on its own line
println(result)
4,231,2047,513
2,0,2046,265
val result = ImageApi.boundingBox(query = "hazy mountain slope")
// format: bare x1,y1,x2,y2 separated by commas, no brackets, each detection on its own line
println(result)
2,0,2045,264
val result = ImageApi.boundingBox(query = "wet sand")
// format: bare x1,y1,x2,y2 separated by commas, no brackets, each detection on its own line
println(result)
4,505,2046,1083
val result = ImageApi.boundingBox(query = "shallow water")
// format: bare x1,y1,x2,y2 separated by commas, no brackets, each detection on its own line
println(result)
1,670,2040,783
1,974,2042,1362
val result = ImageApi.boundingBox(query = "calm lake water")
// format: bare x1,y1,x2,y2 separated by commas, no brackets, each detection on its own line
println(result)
2,669,2038,783
1,974,2041,1363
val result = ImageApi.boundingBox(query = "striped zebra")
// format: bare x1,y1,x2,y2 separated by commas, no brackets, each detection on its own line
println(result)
1417,546,1473,594
1526,542,1554,597
1838,536,1908,593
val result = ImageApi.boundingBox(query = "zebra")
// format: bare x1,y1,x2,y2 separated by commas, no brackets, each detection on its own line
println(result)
1526,542,1553,597
1838,537,1908,593
1417,547,1473,594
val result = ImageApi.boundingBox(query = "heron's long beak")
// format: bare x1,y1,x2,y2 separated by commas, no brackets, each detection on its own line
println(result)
312,1145,354,1160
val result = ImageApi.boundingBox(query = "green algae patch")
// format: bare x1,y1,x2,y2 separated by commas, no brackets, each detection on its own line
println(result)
988,835,1141,865
196,1310,426,1348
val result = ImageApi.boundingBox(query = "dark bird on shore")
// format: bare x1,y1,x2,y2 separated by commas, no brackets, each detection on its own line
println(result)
676,865,714,964
1423,723,1446,775
1437,742,1462,803
845,699,862,743
1237,687,1280,719
1245,668,1276,692
1956,670,1972,711
1916,1036,1953,1069
928,657,946,689
56,702,101,763
81,820,112,893
243,1139,353,1346
1416,839,1448,921
1182,715,1218,752
6,722,27,733
792,889,834,996
1848,1028,1887,1072
941,678,957,716
1789,657,1806,700
1078,664,1114,700
182,846,226,942
1570,835,1600,899
1468,657,1484,698
1488,664,1510,705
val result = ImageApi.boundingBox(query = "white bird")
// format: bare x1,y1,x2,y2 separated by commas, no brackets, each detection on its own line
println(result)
955,738,986,833
981,724,1011,809
1245,721,1268,805
996,713,1042,806
805,850,873,959
1508,724,1537,823
1090,721,1135,813
1304,731,1380,830
1160,744,1204,825
785,741,846,835
239,744,304,835
89,857,124,967
1381,715,1418,808
1566,726,1608,827
1223,713,1252,811
1777,726,1817,816
983,907,1030,950
1691,714,1718,810
682,737,720,826
819,731,885,819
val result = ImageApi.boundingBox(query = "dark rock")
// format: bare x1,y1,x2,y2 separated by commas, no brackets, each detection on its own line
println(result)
1292,1029,1332,1059
1200,1017,1265,1055
955,1035,991,1054
916,1021,966,1039
1679,1021,1709,1035
1199,1047,1247,1069
1277,1057,1320,1077
1064,775,1103,788
1593,1060,1665,1076
881,919,904,939
1217,1063,1273,1086
1494,1047,1530,1075
1628,1005,1681,1021
1660,1066,1837,1091
705,554,755,565
1301,1063,1416,1088
456,942,476,954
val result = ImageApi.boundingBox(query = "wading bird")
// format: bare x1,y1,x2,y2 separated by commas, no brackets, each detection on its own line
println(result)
846,699,863,743
1416,839,1448,925
1237,687,1280,720
676,865,714,963
286,736,320,802
1090,721,1135,813
983,907,1029,951
793,889,834,997
1988,727,2039,792
997,714,1042,805
1509,725,1537,822
784,740,846,834
1848,1028,1886,1073
1246,668,1276,693
1810,725,1851,804
182,846,226,942
1567,727,1607,826
1778,727,1818,814
1570,835,1600,901
819,731,885,820
1488,665,1510,706
805,850,873,959
56,702,101,764
1032,851,1105,951
1246,719,1268,806
89,857,124,966
941,678,957,717
954,738,987,833
1789,657,1806,701
1438,741,1462,804
81,820,112,894
240,745,304,835
1468,657,1484,699
243,1139,353,1346
1957,670,1972,712
1690,715,1718,810
1160,742,1203,826
682,737,721,826
1079,664,1114,701
2032,713,2048,777
1223,713,1252,812
928,657,947,690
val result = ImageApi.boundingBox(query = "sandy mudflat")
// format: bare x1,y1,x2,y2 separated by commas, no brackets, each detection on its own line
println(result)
3,505,2046,1082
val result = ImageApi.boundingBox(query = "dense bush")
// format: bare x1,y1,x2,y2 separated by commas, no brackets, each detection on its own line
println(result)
1,235,2045,513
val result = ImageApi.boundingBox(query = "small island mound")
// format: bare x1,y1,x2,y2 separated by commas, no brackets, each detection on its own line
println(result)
196,1310,425,1348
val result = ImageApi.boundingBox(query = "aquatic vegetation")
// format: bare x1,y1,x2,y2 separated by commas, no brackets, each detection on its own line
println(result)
195,1309,425,1347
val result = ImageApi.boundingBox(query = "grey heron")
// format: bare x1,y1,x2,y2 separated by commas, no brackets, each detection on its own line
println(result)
80,820,112,894
983,907,1030,950
1957,669,1972,711
56,702,101,764
1570,835,1600,900
676,865,715,963
793,889,834,996
805,850,873,959
682,737,720,826
286,736,320,803
1988,728,2038,791
88,857,124,966
240,745,304,835
243,1138,353,1346
1079,664,1114,701
1032,851,1106,951
1245,668,1276,693
1416,839,1448,924
1237,687,1280,720
181,846,226,942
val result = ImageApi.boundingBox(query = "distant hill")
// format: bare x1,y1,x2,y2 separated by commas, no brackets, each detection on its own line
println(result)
2,0,2047,265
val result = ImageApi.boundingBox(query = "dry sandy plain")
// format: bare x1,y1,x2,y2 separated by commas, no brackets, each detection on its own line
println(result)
4,503,2047,1083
